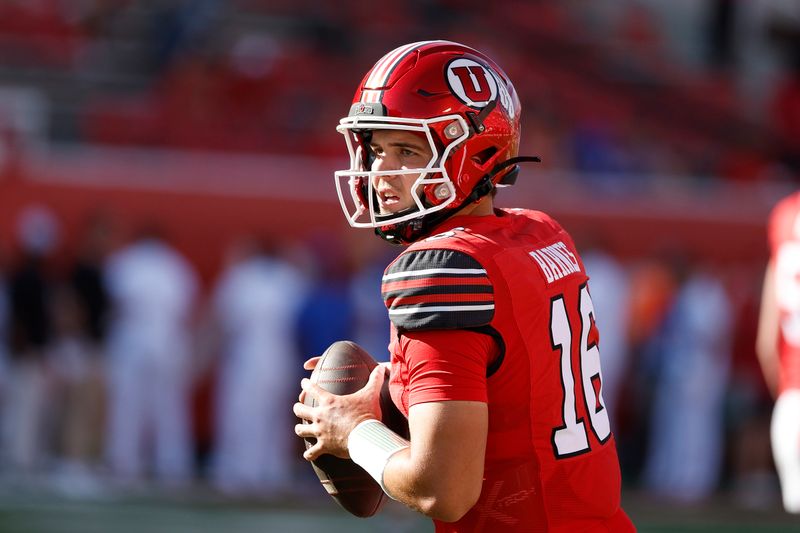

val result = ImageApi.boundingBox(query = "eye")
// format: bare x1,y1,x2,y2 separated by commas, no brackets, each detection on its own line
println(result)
400,148,417,157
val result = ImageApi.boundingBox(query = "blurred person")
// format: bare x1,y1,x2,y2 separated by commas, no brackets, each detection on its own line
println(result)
209,237,306,496
294,41,633,531
757,190,800,513
615,257,678,478
71,212,114,349
44,213,113,493
643,259,733,502
46,284,105,495
350,244,394,362
294,231,356,362
1,205,59,473
104,225,198,486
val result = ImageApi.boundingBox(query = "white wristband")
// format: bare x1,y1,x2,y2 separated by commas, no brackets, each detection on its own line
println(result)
347,419,410,498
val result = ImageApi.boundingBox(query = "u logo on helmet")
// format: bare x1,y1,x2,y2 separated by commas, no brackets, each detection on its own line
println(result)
446,58,498,109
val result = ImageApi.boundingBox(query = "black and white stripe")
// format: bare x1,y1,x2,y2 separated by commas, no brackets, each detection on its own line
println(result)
381,248,495,331
360,40,454,104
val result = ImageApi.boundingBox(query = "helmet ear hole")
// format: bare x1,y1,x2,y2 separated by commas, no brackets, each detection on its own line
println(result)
471,146,499,167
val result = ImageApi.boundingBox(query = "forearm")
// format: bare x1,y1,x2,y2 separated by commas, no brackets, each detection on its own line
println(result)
348,417,483,522
756,264,780,398
757,346,780,398
383,447,478,522
755,315,780,398
346,421,437,516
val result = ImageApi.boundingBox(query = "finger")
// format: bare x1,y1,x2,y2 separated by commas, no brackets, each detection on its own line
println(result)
293,401,314,421
365,363,388,391
304,441,323,461
295,422,316,439
300,378,328,400
303,356,321,371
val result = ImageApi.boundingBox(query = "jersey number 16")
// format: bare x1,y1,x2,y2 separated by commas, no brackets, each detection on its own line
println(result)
549,283,611,458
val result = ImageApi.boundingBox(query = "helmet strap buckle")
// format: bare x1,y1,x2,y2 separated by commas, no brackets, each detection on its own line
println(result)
465,98,497,135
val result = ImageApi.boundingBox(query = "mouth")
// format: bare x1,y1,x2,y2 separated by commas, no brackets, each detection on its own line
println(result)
377,189,402,211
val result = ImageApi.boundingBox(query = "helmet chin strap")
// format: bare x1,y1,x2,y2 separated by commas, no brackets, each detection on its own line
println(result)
375,155,541,245
493,156,542,186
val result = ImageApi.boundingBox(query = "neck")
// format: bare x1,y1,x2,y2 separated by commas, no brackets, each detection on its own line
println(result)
456,196,495,218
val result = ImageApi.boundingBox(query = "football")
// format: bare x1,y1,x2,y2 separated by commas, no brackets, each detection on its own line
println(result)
302,340,408,518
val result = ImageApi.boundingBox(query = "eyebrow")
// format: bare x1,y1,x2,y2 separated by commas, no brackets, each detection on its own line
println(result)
370,141,428,151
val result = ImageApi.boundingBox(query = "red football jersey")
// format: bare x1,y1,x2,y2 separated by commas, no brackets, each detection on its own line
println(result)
383,209,633,532
768,191,800,393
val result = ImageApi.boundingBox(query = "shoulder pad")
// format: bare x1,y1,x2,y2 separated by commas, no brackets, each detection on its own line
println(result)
382,248,494,331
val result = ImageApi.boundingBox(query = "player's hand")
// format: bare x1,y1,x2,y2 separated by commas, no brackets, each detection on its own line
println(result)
297,357,322,404
293,364,387,460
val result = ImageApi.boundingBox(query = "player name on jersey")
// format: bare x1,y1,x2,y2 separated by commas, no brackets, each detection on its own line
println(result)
529,241,581,284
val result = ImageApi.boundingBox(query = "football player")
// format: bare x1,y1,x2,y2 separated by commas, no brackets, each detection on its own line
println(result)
757,191,800,513
294,40,634,531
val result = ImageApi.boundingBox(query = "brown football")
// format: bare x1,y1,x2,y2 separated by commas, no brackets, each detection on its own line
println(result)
302,340,408,518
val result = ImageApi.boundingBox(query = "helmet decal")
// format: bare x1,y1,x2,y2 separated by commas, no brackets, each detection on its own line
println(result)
493,70,516,117
446,58,498,109
361,40,445,104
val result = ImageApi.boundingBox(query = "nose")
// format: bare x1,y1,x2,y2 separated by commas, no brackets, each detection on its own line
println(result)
371,157,403,193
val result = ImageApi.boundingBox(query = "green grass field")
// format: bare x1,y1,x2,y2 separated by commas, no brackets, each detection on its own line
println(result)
0,480,799,533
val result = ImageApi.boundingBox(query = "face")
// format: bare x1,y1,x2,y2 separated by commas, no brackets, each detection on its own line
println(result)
368,129,433,215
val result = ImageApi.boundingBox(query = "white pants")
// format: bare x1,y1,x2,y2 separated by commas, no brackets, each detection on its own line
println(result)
1,359,47,471
212,344,294,494
772,389,800,513
106,327,192,483
644,348,729,501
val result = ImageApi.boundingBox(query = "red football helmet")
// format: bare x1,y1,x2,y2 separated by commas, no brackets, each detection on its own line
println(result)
334,40,535,244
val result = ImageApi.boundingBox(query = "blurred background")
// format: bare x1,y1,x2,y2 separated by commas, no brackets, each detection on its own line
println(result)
0,0,799,531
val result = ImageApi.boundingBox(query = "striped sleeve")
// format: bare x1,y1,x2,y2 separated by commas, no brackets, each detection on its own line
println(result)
381,248,494,331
